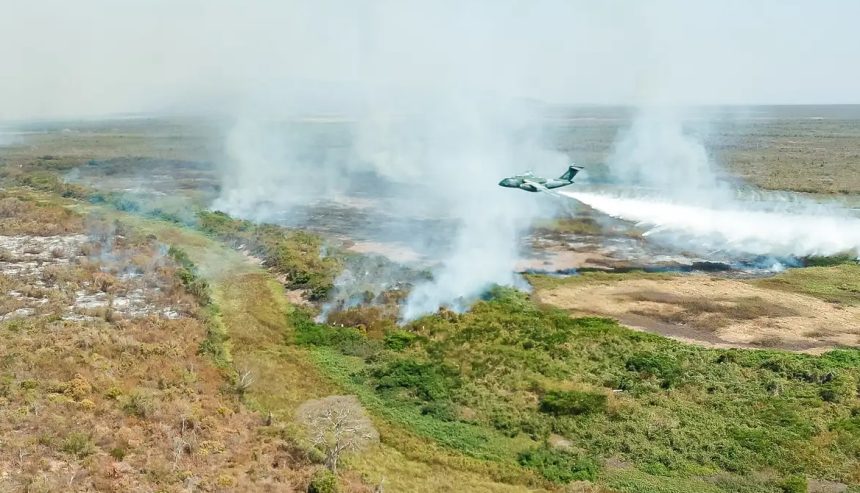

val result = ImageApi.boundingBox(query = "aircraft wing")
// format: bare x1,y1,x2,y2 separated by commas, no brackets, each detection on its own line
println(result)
524,179,563,197
523,179,548,191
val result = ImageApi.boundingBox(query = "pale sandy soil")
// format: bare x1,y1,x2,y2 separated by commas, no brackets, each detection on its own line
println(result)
516,246,616,272
535,275,860,353
346,240,423,264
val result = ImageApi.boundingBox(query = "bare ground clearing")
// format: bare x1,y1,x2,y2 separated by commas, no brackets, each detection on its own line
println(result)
534,275,860,352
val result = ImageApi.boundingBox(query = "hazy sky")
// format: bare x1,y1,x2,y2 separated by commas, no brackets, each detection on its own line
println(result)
2,0,858,119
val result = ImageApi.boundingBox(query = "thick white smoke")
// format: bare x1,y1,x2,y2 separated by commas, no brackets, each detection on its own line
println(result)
214,100,565,321
390,104,561,320
566,109,860,259
212,118,357,221
604,109,732,203
6,1,859,319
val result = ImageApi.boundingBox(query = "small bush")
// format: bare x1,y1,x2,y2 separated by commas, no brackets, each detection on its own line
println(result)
371,358,461,402
197,210,252,237
293,311,366,351
110,446,128,461
61,432,95,458
307,468,339,493
420,400,458,421
123,390,154,418
64,374,92,401
518,447,598,483
780,475,807,493
383,330,417,351
818,375,854,403
626,353,683,388
104,386,123,399
539,390,607,416
20,379,38,390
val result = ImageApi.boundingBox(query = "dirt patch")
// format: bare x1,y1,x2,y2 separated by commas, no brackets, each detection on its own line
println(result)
285,288,312,306
345,240,423,264
516,245,617,272
534,275,860,352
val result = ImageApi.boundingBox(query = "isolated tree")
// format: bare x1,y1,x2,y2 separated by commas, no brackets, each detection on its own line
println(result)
297,395,379,474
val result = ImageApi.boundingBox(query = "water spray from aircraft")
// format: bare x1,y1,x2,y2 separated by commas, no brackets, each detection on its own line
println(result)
561,109,860,260
563,190,860,258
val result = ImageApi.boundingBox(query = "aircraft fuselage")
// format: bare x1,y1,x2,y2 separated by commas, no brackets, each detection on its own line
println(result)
498,176,571,192
498,165,583,193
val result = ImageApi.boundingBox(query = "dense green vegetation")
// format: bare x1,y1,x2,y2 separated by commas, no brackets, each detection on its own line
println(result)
295,287,860,492
196,210,341,299
168,245,212,305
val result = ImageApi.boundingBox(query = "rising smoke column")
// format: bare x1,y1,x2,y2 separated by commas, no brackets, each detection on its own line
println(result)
212,100,566,321
391,104,561,320
603,109,731,203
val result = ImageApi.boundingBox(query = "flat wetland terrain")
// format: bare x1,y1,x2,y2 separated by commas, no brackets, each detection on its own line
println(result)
0,106,859,492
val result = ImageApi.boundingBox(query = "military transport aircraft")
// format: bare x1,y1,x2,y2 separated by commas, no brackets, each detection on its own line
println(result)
498,165,583,193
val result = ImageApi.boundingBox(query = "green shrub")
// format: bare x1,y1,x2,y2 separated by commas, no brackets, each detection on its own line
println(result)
20,379,38,390
197,210,252,237
293,312,364,347
830,409,860,434
383,330,418,351
371,358,461,402
802,254,856,267
420,400,458,421
517,447,598,483
61,432,95,458
197,211,341,300
490,408,521,437
539,390,607,416
122,390,154,418
168,246,211,305
626,352,683,388
818,374,855,403
110,446,128,461
198,305,230,368
307,468,339,493
780,475,807,493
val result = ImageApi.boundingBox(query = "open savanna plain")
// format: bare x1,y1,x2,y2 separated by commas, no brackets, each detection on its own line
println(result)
0,108,858,492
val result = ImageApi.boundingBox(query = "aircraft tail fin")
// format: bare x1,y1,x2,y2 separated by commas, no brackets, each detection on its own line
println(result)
559,164,583,181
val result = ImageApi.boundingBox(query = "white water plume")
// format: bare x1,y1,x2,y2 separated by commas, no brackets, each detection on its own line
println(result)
564,188,860,259
570,108,860,259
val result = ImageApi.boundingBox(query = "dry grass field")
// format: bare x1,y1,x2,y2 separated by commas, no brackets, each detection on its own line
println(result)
0,195,327,492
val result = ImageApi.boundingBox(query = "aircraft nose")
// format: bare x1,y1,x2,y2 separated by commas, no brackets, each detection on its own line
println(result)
499,178,511,187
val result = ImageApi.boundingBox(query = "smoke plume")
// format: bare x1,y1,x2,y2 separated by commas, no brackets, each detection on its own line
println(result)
5,1,860,318
214,100,564,320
